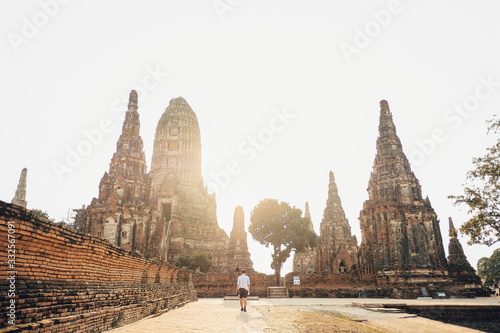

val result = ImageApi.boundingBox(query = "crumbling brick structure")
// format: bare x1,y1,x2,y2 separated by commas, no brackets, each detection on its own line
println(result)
0,201,196,332
293,172,358,275
358,100,449,281
291,100,483,298
77,91,252,273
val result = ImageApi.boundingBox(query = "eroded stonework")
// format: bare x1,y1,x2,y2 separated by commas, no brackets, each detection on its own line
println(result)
0,200,196,331
358,100,449,280
292,100,482,297
292,202,317,273
293,172,358,275
78,91,248,273
227,206,254,272
447,217,481,285
83,91,151,255
75,94,481,296
149,96,228,267
317,171,358,273
11,167,28,208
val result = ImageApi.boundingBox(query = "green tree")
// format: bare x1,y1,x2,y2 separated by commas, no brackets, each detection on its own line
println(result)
31,209,53,221
249,199,317,286
476,248,500,286
175,252,213,273
449,117,500,246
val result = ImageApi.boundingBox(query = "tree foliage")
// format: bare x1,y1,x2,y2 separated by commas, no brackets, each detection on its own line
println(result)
175,252,213,273
449,117,500,246
249,198,317,285
477,248,500,285
31,209,53,221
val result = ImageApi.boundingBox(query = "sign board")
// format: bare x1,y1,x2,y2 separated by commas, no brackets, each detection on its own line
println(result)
293,276,300,285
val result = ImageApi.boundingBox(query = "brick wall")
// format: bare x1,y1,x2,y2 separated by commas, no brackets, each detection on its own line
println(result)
193,271,276,298
285,272,388,298
0,201,197,332
284,272,488,299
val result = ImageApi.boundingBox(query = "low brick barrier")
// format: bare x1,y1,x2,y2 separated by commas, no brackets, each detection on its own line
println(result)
193,271,276,298
0,201,197,332
285,272,388,298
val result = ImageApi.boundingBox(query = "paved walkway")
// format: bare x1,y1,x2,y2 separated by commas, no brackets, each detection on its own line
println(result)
106,297,500,333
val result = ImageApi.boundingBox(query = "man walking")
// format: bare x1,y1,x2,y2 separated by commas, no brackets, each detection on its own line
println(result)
237,269,250,312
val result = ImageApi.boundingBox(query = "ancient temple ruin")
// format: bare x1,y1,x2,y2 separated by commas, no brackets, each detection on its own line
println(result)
292,202,317,273
291,100,482,297
358,100,449,282
293,172,358,274
318,171,358,273
77,91,252,273
82,90,151,255
74,94,479,296
149,96,229,268
227,206,254,272
447,217,482,286
11,167,27,208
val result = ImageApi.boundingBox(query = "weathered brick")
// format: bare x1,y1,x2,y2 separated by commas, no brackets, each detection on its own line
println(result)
0,201,196,332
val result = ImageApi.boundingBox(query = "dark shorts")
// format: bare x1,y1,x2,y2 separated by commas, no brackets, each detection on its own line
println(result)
239,288,248,298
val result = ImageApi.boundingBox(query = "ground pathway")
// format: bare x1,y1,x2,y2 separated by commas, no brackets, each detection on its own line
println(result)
106,297,499,333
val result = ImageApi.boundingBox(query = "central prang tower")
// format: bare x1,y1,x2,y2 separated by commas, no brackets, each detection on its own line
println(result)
150,97,204,200
149,97,229,269
358,100,449,281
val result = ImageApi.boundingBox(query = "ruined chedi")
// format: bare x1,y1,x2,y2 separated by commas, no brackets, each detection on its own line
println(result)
293,172,358,274
317,171,358,273
293,202,318,273
150,96,229,268
358,100,448,279
227,206,254,272
11,168,28,208
82,91,152,255
447,217,481,285
79,91,246,272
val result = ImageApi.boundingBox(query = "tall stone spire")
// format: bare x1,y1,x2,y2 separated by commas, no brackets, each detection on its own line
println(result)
113,90,145,166
98,90,148,203
449,217,458,238
447,217,481,284
227,206,253,272
11,168,27,208
304,201,314,232
293,202,318,274
358,100,448,276
367,100,422,205
83,90,149,253
318,171,358,272
232,205,245,232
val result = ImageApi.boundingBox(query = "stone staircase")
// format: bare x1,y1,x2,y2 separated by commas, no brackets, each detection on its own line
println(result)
267,286,289,298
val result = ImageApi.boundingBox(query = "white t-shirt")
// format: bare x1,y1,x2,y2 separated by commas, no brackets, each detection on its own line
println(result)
237,274,250,291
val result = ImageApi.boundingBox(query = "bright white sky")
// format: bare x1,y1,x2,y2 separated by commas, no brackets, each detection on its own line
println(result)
1,1,499,275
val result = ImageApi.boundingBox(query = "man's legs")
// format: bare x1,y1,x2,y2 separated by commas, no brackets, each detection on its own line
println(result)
239,288,248,311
